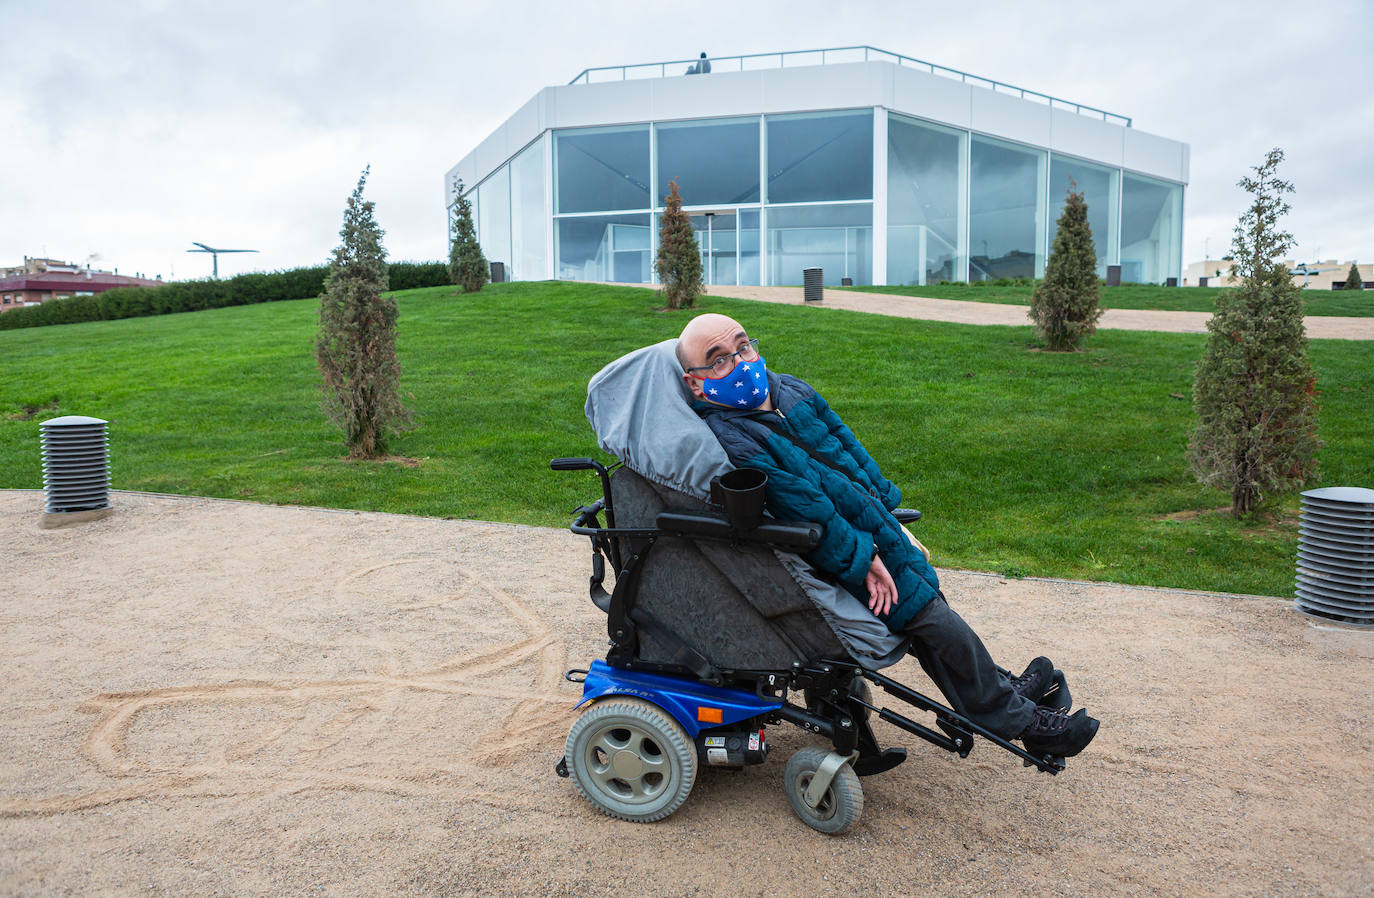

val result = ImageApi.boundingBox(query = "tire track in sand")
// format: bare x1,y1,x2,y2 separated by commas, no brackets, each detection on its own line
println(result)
2,564,578,818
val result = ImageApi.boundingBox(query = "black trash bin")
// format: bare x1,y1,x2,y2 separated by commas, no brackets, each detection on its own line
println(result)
1106,264,1122,287
803,268,823,302
490,261,506,283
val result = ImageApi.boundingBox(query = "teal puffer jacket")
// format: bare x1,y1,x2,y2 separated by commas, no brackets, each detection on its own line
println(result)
694,371,939,631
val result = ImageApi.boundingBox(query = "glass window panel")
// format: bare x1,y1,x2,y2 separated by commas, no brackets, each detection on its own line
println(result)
656,117,760,207
766,110,873,203
476,166,510,269
739,209,760,286
1049,155,1118,277
556,214,652,282
1120,174,1183,284
766,203,872,286
555,125,650,213
887,114,966,285
509,138,546,281
970,136,1046,281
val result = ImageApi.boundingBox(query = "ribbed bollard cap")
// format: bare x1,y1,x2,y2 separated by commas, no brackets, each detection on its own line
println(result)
1302,486,1374,506
40,415,109,427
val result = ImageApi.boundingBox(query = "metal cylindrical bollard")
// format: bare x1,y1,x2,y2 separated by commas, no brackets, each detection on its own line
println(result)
803,268,823,302
1294,486,1374,627
40,415,112,526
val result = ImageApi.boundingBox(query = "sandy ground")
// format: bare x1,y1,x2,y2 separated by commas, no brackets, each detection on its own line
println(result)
2,489,1372,897
610,283,1374,340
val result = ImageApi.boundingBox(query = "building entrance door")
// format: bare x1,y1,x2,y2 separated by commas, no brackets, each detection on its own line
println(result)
688,209,760,287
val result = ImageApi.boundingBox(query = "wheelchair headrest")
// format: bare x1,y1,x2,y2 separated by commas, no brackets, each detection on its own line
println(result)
584,338,732,501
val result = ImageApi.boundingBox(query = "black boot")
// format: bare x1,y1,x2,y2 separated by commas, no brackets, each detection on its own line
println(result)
1020,706,1099,758
1008,657,1054,703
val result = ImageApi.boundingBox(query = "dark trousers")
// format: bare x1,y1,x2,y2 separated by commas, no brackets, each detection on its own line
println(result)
900,594,1035,739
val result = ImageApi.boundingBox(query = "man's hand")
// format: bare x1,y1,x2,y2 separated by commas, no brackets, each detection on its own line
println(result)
865,554,897,617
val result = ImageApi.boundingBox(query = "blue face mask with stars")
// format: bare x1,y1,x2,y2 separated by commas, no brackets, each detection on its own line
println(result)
703,356,769,409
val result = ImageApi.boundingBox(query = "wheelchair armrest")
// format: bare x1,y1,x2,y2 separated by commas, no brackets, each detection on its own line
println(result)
654,511,821,553
892,508,922,524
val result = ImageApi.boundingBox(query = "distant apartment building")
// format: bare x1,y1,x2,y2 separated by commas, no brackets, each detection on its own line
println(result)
1183,258,1372,291
0,257,162,314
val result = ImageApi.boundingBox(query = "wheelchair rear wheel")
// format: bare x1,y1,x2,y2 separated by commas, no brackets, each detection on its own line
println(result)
783,747,864,835
564,697,697,823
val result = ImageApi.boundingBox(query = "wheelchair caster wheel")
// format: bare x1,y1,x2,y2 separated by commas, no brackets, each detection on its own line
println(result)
564,697,696,823
783,747,863,835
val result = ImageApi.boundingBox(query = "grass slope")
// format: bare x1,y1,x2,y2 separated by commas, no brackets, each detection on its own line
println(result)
3,281,1370,596
845,282,1374,316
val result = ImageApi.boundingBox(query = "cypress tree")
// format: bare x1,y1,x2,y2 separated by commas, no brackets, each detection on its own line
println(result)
655,179,702,310
448,177,489,293
316,167,411,458
1187,148,1319,517
1029,181,1101,350
1346,262,1364,291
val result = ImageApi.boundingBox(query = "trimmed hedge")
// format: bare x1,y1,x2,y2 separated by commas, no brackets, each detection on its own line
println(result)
387,261,449,291
0,261,452,331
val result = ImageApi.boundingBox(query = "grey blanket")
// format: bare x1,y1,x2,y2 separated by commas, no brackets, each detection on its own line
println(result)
584,339,908,670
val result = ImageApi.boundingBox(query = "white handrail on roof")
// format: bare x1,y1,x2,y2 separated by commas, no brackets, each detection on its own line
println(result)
566,45,1132,128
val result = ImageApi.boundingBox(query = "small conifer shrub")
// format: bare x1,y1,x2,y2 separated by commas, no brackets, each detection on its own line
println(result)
448,178,489,293
316,167,411,458
1188,149,1319,516
1029,181,1101,350
1346,262,1364,291
654,179,702,310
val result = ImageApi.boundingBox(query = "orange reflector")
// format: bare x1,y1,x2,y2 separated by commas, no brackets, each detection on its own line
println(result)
697,706,723,724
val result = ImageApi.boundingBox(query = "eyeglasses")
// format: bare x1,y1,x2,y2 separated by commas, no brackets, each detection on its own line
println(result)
687,338,760,378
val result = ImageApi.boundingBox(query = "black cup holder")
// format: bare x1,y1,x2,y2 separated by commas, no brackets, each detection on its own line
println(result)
715,468,768,531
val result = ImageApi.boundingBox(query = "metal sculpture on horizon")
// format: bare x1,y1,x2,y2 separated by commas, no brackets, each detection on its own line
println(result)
187,242,258,278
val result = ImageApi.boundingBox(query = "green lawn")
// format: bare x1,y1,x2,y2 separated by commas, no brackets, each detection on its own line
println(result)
3,281,1370,597
843,282,1374,317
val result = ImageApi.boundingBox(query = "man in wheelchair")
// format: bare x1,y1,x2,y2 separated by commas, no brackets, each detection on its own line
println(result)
675,313,1099,760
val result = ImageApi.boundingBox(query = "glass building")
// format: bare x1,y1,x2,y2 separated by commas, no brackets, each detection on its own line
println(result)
446,48,1188,287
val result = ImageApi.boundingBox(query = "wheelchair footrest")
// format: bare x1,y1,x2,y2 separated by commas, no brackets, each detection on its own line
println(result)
1024,754,1065,770
852,747,907,777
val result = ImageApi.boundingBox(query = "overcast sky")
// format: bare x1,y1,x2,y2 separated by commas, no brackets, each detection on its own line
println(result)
3,0,1371,281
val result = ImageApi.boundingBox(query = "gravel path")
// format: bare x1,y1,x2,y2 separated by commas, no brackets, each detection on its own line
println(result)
622,283,1374,340
2,490,1371,897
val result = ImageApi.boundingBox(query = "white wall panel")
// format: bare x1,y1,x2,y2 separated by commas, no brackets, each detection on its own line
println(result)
890,66,973,129
501,95,544,158
970,88,1052,147
550,78,654,129
472,133,509,185
1049,108,1124,167
1124,128,1187,182
649,70,766,120
758,62,887,114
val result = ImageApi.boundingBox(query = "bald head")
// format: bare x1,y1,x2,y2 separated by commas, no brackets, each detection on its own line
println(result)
676,313,747,373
